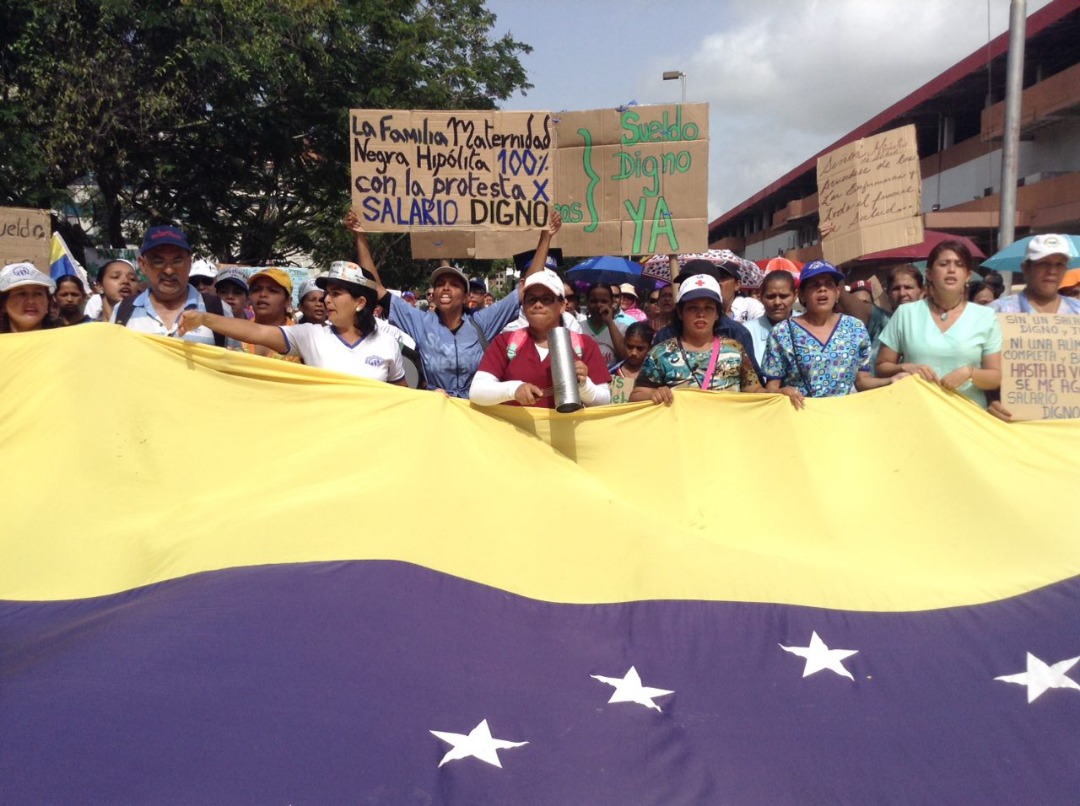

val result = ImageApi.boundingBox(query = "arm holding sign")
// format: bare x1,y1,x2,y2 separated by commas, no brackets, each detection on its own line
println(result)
343,211,386,298
519,209,562,293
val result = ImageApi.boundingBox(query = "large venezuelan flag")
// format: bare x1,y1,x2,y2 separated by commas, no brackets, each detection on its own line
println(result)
2,325,1080,803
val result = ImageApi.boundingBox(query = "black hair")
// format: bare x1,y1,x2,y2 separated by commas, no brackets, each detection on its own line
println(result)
353,288,378,337
96,259,136,285
0,289,61,333
55,275,86,296
586,282,613,301
624,321,655,345
762,270,796,293
673,296,723,338
967,281,995,302
927,241,974,272
355,268,381,334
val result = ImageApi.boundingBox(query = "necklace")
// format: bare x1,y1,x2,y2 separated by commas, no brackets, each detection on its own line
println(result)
929,296,964,321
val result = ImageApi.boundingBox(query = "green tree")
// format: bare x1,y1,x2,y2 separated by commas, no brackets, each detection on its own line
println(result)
0,0,532,273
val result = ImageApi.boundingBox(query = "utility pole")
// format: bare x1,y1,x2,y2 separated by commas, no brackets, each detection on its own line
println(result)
998,0,1026,251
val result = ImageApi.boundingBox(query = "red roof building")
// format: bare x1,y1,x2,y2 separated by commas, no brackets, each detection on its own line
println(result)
708,0,1080,264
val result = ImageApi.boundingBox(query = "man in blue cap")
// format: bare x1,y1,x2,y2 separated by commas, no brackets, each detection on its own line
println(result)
112,225,234,347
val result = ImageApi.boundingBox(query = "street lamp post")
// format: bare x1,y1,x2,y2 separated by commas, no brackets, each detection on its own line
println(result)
662,70,686,104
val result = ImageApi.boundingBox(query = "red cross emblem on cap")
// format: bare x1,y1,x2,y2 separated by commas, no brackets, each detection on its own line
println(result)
694,277,706,287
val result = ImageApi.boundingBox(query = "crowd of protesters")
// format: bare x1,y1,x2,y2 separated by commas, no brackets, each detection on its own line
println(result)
2,217,1077,424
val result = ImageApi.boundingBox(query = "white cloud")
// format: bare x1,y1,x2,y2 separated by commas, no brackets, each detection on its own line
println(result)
634,0,1054,219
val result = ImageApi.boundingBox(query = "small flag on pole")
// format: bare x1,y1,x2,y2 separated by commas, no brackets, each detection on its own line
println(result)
49,231,89,290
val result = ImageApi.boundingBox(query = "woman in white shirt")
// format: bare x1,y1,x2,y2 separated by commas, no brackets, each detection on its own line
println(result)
179,261,405,384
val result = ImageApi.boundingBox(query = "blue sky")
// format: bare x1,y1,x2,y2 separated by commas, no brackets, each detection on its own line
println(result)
486,0,1053,221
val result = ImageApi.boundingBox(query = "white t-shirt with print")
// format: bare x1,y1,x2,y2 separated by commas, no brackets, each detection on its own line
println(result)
583,319,624,367
282,323,405,382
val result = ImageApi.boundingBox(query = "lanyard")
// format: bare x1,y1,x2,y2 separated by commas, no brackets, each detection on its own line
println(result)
678,338,721,390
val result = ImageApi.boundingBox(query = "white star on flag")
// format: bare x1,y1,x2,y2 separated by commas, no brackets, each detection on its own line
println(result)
995,652,1080,703
430,719,527,768
591,665,674,711
780,631,858,680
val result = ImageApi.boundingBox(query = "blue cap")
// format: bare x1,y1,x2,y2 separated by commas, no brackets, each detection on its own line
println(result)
799,260,844,284
140,226,191,254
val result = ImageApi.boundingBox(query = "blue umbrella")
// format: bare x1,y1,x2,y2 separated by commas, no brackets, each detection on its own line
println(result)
565,255,643,287
980,235,1080,272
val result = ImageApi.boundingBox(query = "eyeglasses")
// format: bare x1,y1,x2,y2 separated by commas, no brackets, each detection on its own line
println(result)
524,294,559,306
646,297,660,305
146,257,188,271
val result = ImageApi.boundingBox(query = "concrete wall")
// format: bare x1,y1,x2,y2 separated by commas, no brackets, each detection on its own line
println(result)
1026,119,1080,176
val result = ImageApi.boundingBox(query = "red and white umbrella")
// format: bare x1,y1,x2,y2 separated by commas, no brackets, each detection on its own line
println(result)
761,257,803,281
642,250,765,288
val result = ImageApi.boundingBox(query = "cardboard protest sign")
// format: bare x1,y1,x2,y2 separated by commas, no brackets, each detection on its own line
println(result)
349,109,554,233
818,125,923,266
409,229,537,261
998,312,1080,420
554,103,709,257
410,103,710,259
0,206,51,273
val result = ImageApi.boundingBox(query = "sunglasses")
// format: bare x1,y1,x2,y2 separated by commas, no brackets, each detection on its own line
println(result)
524,294,559,306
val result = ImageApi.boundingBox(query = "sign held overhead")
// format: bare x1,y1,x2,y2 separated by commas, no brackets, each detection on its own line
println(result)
818,124,923,266
349,109,554,232
408,102,711,259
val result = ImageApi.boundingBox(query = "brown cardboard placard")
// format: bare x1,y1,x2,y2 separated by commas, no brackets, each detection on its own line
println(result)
409,230,541,261
349,109,554,233
997,313,1080,420
0,206,51,273
552,103,708,258
818,125,923,266
408,103,711,259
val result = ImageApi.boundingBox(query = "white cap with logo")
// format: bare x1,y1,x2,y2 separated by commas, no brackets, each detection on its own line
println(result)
1026,234,1079,263
0,262,56,294
677,274,723,305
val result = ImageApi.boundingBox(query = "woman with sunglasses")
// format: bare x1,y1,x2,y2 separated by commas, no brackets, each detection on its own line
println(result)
469,270,611,408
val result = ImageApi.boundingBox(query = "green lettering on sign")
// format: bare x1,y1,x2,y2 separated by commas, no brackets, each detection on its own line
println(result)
578,127,600,233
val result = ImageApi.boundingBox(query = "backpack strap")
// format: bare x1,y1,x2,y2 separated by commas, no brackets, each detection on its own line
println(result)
114,295,136,327
468,315,489,354
506,329,529,360
507,329,583,360
569,331,583,358
199,292,227,348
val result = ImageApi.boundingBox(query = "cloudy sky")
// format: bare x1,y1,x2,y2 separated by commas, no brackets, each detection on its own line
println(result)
487,0,1053,221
